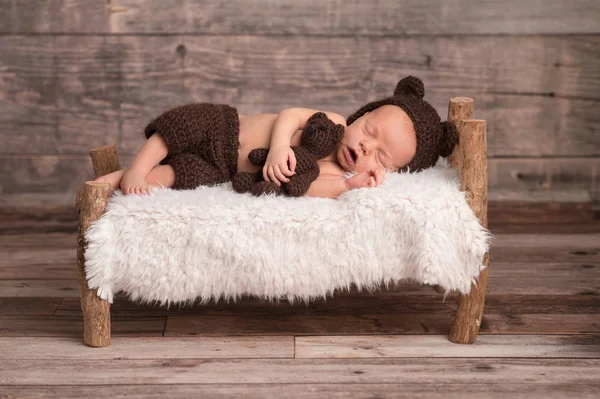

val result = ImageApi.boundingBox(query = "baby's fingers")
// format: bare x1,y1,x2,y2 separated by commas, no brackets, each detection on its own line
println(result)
289,152,297,173
274,165,289,185
267,166,278,185
280,162,295,177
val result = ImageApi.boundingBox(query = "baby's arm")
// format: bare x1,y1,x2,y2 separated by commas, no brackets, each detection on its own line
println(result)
306,169,385,199
305,175,349,199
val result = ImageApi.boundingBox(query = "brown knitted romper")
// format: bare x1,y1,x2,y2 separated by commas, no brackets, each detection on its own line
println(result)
144,103,241,190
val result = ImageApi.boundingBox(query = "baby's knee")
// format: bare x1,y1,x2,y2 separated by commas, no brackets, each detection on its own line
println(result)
146,165,176,188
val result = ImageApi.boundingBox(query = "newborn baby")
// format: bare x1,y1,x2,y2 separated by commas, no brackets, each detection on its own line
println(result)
95,76,457,199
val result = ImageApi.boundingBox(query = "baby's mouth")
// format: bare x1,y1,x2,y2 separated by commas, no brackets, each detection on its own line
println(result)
345,146,358,165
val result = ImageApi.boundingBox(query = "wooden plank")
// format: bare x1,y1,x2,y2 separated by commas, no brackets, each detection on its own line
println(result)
493,234,600,248
110,0,600,35
478,314,600,334
0,316,165,337
0,384,598,399
1,358,599,385
488,201,595,224
0,336,293,360
0,280,79,297
164,313,600,336
0,0,109,33
0,335,596,360
0,249,75,279
0,204,78,235
3,0,598,34
1,35,599,155
488,158,600,198
490,223,600,235
0,233,76,249
0,298,61,315
55,293,600,317
294,334,600,359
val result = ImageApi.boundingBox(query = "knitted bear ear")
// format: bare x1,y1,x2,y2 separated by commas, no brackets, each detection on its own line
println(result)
393,76,425,99
438,121,459,158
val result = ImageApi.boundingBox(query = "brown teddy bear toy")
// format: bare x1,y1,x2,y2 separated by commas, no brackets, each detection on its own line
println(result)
232,112,344,197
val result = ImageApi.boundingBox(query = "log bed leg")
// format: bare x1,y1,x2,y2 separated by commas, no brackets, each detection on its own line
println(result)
76,144,121,347
446,98,490,344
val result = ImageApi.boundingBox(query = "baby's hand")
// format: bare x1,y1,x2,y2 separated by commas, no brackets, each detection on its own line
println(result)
344,168,385,190
263,146,297,187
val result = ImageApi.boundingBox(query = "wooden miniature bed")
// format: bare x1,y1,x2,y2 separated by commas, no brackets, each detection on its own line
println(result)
76,97,489,347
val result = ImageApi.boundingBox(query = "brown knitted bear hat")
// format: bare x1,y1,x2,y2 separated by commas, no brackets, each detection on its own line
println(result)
346,76,458,173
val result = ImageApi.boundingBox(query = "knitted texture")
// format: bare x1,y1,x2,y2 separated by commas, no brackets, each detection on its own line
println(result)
144,103,240,189
347,76,459,173
232,112,344,197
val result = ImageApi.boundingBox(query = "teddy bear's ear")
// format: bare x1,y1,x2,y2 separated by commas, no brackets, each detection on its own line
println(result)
393,76,425,99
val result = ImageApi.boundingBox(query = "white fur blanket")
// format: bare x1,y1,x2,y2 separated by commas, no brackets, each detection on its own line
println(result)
84,158,492,305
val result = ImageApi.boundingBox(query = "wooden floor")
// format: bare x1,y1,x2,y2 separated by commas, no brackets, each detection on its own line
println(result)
0,203,599,398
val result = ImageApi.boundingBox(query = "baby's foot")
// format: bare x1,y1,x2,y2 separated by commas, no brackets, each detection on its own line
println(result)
120,168,150,195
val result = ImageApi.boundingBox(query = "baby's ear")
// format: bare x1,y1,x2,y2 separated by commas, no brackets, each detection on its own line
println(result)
393,76,425,99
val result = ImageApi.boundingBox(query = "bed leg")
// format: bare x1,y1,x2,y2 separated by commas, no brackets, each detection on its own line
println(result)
450,255,489,344
74,144,122,347
76,182,112,347
446,98,489,344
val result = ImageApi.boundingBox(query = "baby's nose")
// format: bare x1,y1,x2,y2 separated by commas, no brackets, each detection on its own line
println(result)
360,141,371,155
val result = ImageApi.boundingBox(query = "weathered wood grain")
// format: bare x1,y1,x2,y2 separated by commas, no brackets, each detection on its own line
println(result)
1,358,599,385
0,315,165,337
0,280,79,297
1,35,599,156
491,223,600,235
294,334,600,359
488,201,594,224
164,313,600,336
2,0,599,34
0,384,598,399
0,335,597,360
0,298,61,316
0,336,294,359
0,0,109,33
0,249,75,279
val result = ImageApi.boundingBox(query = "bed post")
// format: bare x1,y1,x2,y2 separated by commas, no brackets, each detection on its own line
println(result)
75,144,121,347
446,98,490,344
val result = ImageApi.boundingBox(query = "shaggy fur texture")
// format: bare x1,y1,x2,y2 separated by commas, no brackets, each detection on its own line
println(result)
84,158,492,306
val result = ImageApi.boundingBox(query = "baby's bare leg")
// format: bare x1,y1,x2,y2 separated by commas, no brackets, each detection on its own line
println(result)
94,169,125,192
121,133,169,195
94,165,174,195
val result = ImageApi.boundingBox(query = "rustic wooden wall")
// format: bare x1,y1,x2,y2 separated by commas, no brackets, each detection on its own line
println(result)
1,0,599,207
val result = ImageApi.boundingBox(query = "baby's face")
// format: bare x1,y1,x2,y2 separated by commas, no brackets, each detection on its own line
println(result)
336,105,417,173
